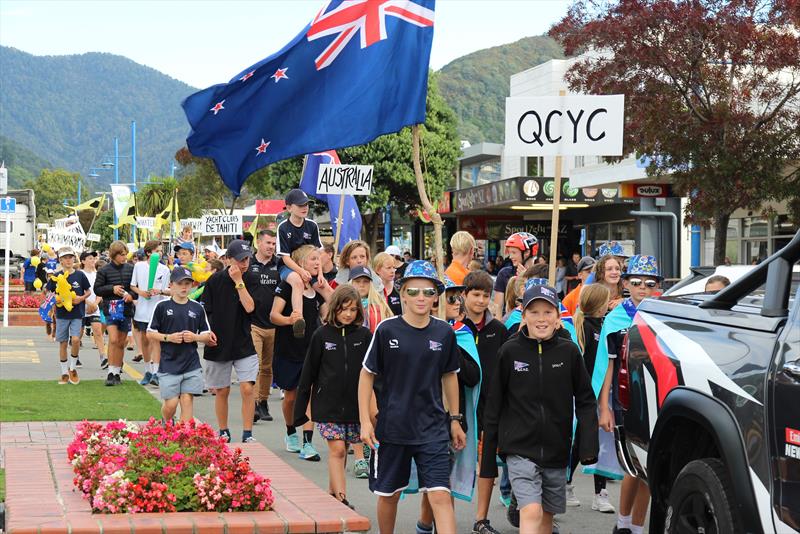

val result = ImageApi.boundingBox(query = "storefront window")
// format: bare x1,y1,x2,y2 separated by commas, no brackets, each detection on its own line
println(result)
459,158,501,187
610,221,636,242
526,157,544,177
743,217,768,238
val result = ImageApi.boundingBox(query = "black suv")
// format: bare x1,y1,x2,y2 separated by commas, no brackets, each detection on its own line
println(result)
615,230,799,533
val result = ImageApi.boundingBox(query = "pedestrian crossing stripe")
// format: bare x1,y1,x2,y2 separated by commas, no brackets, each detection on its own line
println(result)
0,339,35,347
0,350,40,363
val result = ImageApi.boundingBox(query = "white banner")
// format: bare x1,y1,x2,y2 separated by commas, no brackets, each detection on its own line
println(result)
316,164,373,196
201,214,242,236
136,216,156,230
110,185,132,220
47,225,86,253
86,233,101,242
505,95,625,156
180,218,203,235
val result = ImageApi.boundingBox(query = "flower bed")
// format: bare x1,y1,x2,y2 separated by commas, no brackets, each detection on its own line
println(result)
0,294,45,309
67,419,274,514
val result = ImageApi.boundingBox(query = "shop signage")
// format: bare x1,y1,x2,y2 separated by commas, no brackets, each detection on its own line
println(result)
454,178,519,211
487,221,570,241
201,214,242,236
618,183,673,198
505,95,625,156
316,164,373,195
519,177,632,204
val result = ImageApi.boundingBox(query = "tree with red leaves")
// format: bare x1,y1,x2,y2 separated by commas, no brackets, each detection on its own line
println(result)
550,0,800,265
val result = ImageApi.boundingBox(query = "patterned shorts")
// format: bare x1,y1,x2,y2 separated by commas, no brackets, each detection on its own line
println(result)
317,422,361,444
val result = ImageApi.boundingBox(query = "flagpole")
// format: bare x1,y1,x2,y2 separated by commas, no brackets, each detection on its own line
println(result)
547,90,567,286
333,193,346,253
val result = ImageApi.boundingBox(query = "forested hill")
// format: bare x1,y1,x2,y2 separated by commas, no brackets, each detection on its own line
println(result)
437,35,565,144
0,46,196,184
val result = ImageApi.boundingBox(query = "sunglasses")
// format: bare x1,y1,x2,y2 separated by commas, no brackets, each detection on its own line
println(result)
446,294,462,305
405,287,438,297
628,278,657,288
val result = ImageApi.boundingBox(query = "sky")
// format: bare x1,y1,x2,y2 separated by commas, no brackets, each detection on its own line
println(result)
0,0,571,89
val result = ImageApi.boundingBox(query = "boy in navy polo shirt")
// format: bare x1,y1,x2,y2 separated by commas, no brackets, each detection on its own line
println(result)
358,260,466,534
147,267,213,422
275,189,323,338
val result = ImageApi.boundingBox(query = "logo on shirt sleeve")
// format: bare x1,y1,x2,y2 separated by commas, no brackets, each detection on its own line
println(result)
325,342,337,351
429,340,442,351
514,361,529,372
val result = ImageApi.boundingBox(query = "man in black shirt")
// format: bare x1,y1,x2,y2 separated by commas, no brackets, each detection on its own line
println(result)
202,239,260,443
249,229,280,422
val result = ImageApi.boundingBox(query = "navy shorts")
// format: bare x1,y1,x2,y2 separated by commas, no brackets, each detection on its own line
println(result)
106,317,131,333
369,440,451,496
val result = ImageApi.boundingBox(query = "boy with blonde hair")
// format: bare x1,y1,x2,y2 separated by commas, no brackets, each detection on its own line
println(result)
445,231,476,286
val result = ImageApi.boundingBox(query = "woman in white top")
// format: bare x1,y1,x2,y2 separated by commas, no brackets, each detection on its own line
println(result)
80,251,107,369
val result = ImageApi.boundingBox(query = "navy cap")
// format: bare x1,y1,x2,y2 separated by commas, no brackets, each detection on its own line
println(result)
226,239,253,261
284,189,313,207
348,265,373,281
170,266,194,283
522,284,559,310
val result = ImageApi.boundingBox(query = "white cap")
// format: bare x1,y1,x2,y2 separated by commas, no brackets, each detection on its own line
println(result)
385,245,402,257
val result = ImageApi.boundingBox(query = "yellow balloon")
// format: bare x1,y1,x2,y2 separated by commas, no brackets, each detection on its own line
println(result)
33,278,43,290
30,256,41,267
126,251,134,260
42,244,51,252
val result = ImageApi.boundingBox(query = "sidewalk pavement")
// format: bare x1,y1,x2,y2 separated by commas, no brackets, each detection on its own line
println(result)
1,326,625,533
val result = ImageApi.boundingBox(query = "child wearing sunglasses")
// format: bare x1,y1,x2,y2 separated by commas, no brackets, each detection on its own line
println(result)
358,260,466,534
591,254,662,534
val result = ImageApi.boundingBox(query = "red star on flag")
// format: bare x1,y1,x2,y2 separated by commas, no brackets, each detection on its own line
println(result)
240,70,255,82
255,138,271,156
209,100,225,115
271,67,289,83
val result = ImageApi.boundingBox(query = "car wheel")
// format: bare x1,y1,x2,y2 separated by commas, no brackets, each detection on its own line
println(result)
664,458,743,534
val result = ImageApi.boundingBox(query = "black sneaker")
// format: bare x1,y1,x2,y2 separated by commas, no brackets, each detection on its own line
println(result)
256,400,273,421
100,357,109,370
104,373,116,387
472,519,501,534
114,373,122,385
612,528,632,534
132,354,143,362
75,359,83,368
507,493,520,528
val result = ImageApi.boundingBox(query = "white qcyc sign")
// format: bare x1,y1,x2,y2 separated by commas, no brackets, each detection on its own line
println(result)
136,216,156,230
201,214,242,236
316,164,373,196
505,95,625,156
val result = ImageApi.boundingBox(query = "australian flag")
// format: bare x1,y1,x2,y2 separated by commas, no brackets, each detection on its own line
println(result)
300,150,362,252
182,0,436,196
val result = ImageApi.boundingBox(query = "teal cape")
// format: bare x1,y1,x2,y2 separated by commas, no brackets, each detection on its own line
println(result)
404,320,482,502
581,298,636,480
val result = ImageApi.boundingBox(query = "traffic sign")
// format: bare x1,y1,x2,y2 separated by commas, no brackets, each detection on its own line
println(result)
0,197,16,213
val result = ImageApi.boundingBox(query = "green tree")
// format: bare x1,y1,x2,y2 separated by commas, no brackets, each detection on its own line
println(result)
24,168,87,222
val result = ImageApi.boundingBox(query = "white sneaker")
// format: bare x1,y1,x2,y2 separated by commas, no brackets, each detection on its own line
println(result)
592,489,616,513
566,484,580,507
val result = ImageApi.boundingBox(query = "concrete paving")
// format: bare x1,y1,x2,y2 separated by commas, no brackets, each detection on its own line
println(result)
1,325,629,533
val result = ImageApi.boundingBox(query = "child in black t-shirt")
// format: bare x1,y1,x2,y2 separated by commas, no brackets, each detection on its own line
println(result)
147,267,212,422
275,189,325,338
270,244,328,462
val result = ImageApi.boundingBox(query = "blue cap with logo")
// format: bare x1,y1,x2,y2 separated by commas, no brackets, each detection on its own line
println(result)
623,255,662,281
174,241,196,253
598,241,627,258
397,260,445,295
443,274,465,292
226,239,253,261
522,284,559,310
524,277,549,291
284,188,313,207
349,265,374,281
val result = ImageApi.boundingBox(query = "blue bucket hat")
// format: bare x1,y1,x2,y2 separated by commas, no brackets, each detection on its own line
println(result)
396,260,445,295
623,255,662,281
598,241,627,258
524,277,549,291
443,274,465,292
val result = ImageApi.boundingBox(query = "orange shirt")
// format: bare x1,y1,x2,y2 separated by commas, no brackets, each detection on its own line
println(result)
444,261,469,286
562,283,582,317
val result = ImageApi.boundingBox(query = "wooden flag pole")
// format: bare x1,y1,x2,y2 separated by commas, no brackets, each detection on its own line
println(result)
548,90,567,286
412,125,445,319
332,193,346,252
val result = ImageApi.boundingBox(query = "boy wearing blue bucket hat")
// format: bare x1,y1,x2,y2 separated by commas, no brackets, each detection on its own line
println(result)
358,260,466,534
591,254,661,534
